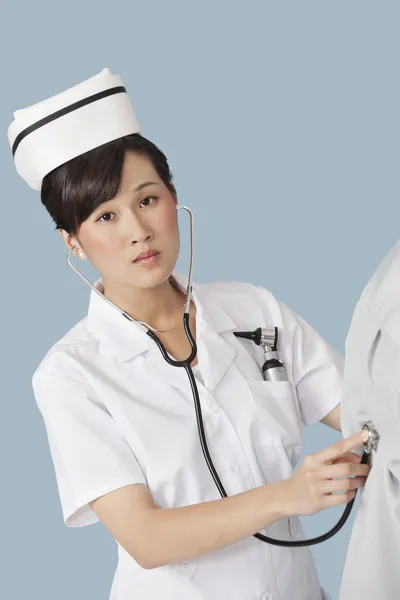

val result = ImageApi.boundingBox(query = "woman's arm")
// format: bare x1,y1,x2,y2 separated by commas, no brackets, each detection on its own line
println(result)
89,431,368,570
90,480,286,569
320,403,342,432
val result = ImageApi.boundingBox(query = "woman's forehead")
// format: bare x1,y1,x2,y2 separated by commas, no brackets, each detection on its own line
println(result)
120,152,161,189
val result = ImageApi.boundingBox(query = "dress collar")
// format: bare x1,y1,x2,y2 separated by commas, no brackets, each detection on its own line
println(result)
86,270,237,363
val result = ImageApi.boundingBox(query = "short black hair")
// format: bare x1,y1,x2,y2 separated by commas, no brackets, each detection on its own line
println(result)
40,133,175,236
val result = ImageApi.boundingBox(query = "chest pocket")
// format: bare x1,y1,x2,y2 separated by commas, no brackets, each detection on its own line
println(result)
247,379,302,455
246,380,303,482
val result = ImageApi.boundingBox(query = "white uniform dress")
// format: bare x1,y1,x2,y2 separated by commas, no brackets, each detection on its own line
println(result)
32,271,343,600
339,239,400,599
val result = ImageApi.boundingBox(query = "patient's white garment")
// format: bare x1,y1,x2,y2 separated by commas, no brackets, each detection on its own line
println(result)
339,239,400,599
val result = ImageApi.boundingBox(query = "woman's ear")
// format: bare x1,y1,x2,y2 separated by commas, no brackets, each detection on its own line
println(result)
170,182,178,203
58,229,86,259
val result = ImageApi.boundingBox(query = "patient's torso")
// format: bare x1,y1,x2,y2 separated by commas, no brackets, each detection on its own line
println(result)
339,239,400,600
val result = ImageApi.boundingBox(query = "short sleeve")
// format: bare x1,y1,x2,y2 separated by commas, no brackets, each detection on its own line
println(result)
280,302,344,426
32,369,147,528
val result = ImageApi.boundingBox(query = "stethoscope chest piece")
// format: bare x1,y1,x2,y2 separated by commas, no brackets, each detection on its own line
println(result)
362,421,380,455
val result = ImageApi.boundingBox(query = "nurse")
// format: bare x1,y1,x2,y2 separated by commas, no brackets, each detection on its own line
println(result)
8,68,369,600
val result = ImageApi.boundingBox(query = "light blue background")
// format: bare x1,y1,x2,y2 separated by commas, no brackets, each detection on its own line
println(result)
2,2,399,599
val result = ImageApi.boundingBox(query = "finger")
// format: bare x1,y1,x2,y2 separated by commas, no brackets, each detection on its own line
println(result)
323,490,357,508
321,462,370,480
318,431,369,464
333,451,363,465
322,476,367,494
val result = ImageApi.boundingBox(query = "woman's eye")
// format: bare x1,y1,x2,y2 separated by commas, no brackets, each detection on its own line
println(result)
97,212,115,222
140,196,158,207
96,197,158,221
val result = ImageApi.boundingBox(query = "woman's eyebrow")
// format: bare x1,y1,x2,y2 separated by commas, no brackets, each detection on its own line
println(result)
133,181,159,193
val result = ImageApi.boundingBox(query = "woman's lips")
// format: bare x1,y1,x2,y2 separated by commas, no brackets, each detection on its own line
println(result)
133,252,161,266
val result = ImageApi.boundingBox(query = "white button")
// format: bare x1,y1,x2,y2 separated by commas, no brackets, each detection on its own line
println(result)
183,562,189,568
210,404,218,412
261,593,273,600
230,465,239,475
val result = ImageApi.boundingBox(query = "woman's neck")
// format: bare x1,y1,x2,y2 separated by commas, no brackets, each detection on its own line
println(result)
102,275,188,331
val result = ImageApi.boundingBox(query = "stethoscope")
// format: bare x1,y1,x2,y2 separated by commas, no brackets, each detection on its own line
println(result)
67,204,378,548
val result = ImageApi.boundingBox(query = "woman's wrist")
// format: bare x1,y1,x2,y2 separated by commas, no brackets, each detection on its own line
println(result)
264,479,294,521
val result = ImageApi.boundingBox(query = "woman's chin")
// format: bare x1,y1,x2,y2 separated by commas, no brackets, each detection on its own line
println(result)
127,264,174,288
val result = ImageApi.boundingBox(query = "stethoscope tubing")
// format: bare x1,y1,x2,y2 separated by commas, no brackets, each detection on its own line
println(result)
66,204,368,547
149,313,369,547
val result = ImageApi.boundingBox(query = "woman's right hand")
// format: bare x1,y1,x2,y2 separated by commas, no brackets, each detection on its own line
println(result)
282,431,371,516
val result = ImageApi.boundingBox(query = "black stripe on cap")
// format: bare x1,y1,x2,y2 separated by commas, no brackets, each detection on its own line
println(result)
12,85,127,156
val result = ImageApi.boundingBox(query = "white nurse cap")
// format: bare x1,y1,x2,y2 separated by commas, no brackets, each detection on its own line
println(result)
7,67,141,191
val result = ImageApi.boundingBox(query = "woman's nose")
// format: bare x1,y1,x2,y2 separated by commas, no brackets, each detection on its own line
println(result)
124,211,152,242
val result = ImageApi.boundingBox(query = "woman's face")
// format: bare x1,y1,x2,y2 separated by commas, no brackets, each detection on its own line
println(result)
63,151,180,291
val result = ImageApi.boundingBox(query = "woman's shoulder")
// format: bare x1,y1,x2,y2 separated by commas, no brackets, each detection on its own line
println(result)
197,279,284,325
200,278,280,305
32,315,98,388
